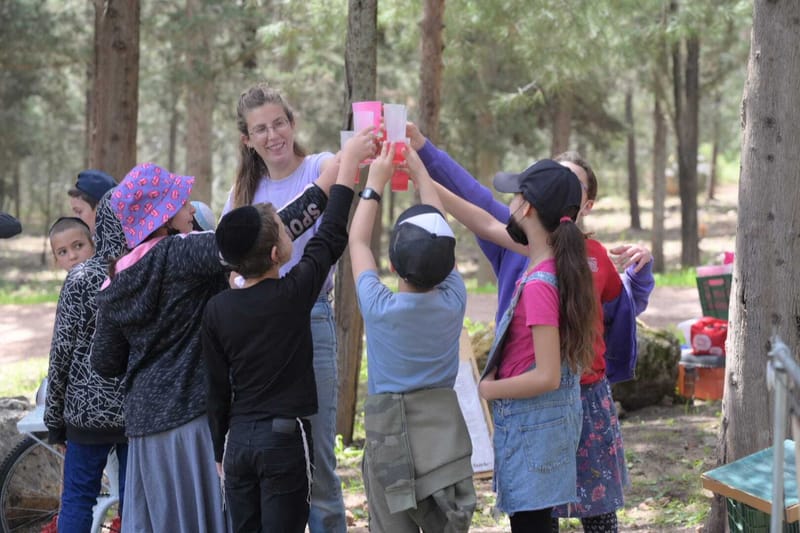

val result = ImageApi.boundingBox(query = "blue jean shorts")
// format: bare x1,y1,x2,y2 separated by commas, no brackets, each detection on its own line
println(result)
491,367,582,515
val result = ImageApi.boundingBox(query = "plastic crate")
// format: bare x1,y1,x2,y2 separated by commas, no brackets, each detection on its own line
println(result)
703,441,800,532
677,352,725,401
726,498,799,532
696,273,732,320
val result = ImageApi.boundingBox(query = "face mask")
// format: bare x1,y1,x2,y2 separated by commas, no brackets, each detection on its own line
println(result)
505,205,528,245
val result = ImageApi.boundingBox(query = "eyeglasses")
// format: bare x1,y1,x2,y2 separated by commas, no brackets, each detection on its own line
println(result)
248,117,291,138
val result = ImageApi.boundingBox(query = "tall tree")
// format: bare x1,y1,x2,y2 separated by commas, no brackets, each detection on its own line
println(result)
625,88,641,230
651,94,667,273
336,0,378,445
89,0,140,180
707,1,800,530
184,0,214,203
670,0,700,266
418,0,445,145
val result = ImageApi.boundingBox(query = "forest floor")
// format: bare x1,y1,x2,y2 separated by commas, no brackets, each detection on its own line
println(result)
0,183,739,531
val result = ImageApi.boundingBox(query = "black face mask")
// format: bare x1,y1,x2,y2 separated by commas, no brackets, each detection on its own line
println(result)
506,216,528,246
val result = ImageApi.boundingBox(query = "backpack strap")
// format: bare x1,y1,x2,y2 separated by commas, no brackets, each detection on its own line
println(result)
520,270,558,289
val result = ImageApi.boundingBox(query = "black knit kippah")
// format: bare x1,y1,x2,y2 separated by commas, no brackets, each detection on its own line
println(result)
216,205,261,265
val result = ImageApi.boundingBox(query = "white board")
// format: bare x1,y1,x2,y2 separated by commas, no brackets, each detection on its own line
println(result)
454,329,494,476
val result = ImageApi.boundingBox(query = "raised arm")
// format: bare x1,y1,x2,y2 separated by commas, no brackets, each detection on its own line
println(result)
349,141,394,283
407,123,509,222
314,125,377,195
433,181,527,257
402,145,445,214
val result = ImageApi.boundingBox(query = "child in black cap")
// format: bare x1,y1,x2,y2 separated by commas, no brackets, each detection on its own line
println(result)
349,142,475,531
433,159,598,531
201,130,375,532
68,169,117,234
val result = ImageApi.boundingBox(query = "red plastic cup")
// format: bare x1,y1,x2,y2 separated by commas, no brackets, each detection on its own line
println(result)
390,141,409,191
391,170,409,191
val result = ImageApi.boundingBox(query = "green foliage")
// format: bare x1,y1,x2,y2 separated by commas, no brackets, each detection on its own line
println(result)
654,268,698,288
0,358,48,401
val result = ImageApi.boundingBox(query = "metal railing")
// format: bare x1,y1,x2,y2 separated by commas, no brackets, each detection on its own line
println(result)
766,335,800,533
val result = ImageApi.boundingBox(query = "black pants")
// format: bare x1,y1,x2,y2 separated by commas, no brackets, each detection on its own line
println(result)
224,418,314,533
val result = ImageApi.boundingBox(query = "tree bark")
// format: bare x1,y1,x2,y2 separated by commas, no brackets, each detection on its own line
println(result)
550,92,572,156
184,0,213,204
707,93,721,201
625,89,641,230
418,0,445,145
651,95,667,273
672,30,700,267
89,0,139,181
707,2,800,530
336,0,378,445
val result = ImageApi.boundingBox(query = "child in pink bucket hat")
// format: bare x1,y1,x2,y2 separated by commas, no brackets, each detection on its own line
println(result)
112,162,196,249
92,160,338,532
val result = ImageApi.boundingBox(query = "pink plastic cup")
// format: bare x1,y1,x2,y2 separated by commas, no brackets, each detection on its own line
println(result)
352,101,382,132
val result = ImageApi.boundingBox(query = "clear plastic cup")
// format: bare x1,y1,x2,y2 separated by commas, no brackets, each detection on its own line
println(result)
383,103,407,142
339,130,355,150
340,130,359,182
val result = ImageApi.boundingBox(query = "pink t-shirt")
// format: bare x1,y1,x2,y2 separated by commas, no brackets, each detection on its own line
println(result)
497,259,560,379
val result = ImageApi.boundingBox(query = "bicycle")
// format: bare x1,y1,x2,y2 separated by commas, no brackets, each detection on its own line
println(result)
0,379,120,533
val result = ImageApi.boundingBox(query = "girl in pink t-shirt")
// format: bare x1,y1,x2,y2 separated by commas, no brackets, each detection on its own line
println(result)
433,158,598,531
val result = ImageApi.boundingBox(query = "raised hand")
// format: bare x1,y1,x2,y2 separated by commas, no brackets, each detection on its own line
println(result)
365,141,395,192
405,121,426,151
610,243,653,273
342,126,378,165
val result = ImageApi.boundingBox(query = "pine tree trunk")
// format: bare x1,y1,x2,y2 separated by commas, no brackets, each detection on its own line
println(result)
625,89,641,230
336,0,378,445
418,0,445,144
651,95,667,273
707,1,800,530
89,0,139,181
184,0,213,204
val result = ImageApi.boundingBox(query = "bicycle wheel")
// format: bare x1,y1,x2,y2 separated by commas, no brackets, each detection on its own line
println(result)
0,435,62,533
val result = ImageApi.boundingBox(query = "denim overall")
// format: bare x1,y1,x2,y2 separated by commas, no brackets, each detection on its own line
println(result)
482,271,583,515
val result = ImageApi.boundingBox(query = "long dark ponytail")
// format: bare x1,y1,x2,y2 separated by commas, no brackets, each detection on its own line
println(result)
547,209,598,373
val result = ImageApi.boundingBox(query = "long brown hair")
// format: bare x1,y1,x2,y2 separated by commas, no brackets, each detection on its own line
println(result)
232,83,307,208
543,208,598,374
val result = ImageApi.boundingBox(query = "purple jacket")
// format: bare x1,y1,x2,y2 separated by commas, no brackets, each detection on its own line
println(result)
417,140,654,382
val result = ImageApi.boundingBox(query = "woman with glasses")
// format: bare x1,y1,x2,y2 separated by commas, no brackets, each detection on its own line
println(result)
220,83,355,533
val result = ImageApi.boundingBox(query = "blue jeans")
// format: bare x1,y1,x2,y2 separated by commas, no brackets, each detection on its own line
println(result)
224,418,314,532
58,441,128,533
307,299,347,533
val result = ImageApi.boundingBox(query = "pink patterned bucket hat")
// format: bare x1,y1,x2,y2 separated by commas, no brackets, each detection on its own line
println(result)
113,163,195,249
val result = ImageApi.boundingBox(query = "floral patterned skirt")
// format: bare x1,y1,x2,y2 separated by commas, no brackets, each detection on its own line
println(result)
552,377,629,518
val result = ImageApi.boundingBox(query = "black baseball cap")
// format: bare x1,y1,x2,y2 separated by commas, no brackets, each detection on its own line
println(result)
389,204,456,290
493,159,582,230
